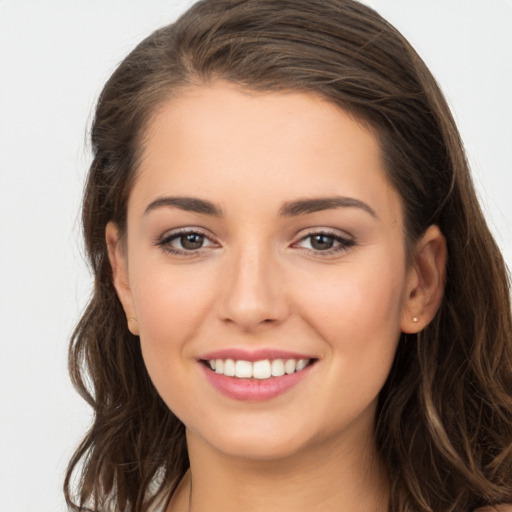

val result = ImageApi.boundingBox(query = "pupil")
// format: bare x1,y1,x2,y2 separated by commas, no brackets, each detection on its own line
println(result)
181,233,204,250
311,234,334,250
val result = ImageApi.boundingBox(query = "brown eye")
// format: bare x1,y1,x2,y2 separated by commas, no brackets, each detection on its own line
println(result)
310,234,335,250
157,230,216,255
294,231,355,255
180,233,205,250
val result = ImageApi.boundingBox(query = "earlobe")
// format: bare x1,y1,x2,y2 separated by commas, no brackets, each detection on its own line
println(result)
401,225,447,334
105,222,139,335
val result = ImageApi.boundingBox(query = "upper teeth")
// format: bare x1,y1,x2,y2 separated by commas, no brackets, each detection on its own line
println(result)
209,358,310,379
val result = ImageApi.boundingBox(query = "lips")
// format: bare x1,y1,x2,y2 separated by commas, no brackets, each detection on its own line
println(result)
198,349,317,401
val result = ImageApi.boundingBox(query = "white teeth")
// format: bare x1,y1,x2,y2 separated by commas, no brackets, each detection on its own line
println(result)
235,360,253,378
253,360,272,379
284,359,296,374
207,357,311,379
224,359,235,377
271,359,285,377
296,359,308,371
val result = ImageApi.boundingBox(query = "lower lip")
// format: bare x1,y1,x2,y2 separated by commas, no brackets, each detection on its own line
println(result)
201,363,314,401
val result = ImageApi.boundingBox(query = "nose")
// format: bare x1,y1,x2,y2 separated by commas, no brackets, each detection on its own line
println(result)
217,245,289,331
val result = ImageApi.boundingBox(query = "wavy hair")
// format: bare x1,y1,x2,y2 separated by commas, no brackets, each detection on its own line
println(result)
65,1,512,510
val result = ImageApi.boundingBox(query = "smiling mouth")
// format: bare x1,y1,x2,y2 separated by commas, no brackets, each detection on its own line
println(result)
201,358,316,380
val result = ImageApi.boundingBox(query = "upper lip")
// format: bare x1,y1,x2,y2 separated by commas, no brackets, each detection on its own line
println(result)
198,348,316,362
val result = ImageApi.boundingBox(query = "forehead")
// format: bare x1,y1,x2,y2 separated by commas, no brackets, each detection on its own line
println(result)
132,81,401,224
143,82,378,160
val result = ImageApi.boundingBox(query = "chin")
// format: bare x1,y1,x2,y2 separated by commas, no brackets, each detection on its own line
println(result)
189,419,316,462
227,437,304,461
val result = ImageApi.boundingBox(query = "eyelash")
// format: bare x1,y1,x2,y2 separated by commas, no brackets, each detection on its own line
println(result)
155,229,355,257
292,230,355,256
156,228,216,256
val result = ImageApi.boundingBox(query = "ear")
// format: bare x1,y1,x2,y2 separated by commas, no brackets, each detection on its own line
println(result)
105,222,139,335
401,225,447,333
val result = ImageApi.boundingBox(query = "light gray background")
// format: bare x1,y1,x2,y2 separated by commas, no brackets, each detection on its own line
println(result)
0,1,511,510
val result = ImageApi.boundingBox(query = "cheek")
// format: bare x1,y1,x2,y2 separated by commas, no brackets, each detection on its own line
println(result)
295,252,407,382
300,258,405,333
129,261,218,391
131,255,216,335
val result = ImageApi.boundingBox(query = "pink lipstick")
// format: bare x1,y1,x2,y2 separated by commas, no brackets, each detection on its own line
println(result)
198,349,316,401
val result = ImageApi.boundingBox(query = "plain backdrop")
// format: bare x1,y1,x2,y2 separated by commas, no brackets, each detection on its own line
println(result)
0,1,511,510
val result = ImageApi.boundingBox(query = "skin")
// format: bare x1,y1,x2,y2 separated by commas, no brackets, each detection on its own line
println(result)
107,81,446,511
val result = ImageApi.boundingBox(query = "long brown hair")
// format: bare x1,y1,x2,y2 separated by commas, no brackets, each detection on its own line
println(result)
65,1,512,510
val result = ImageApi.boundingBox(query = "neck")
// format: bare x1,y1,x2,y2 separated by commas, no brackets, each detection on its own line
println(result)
171,427,389,512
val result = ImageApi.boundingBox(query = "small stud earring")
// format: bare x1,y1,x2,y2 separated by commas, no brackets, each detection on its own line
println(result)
412,317,419,323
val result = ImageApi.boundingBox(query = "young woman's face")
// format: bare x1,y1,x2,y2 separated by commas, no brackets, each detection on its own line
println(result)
109,82,420,461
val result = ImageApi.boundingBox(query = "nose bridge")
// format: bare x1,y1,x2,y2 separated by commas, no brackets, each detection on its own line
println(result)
219,238,286,329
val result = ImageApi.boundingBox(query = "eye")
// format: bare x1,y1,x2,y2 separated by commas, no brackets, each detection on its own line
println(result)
156,229,217,255
306,234,337,251
294,231,355,255
176,232,207,250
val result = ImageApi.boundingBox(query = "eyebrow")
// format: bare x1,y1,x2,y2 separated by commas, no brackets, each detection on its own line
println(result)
279,197,377,218
143,195,377,219
144,196,223,216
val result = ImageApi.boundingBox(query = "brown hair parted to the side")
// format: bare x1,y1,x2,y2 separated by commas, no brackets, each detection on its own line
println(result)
65,1,512,511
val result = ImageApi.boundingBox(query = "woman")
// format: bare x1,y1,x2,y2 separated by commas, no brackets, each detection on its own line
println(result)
64,0,512,510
